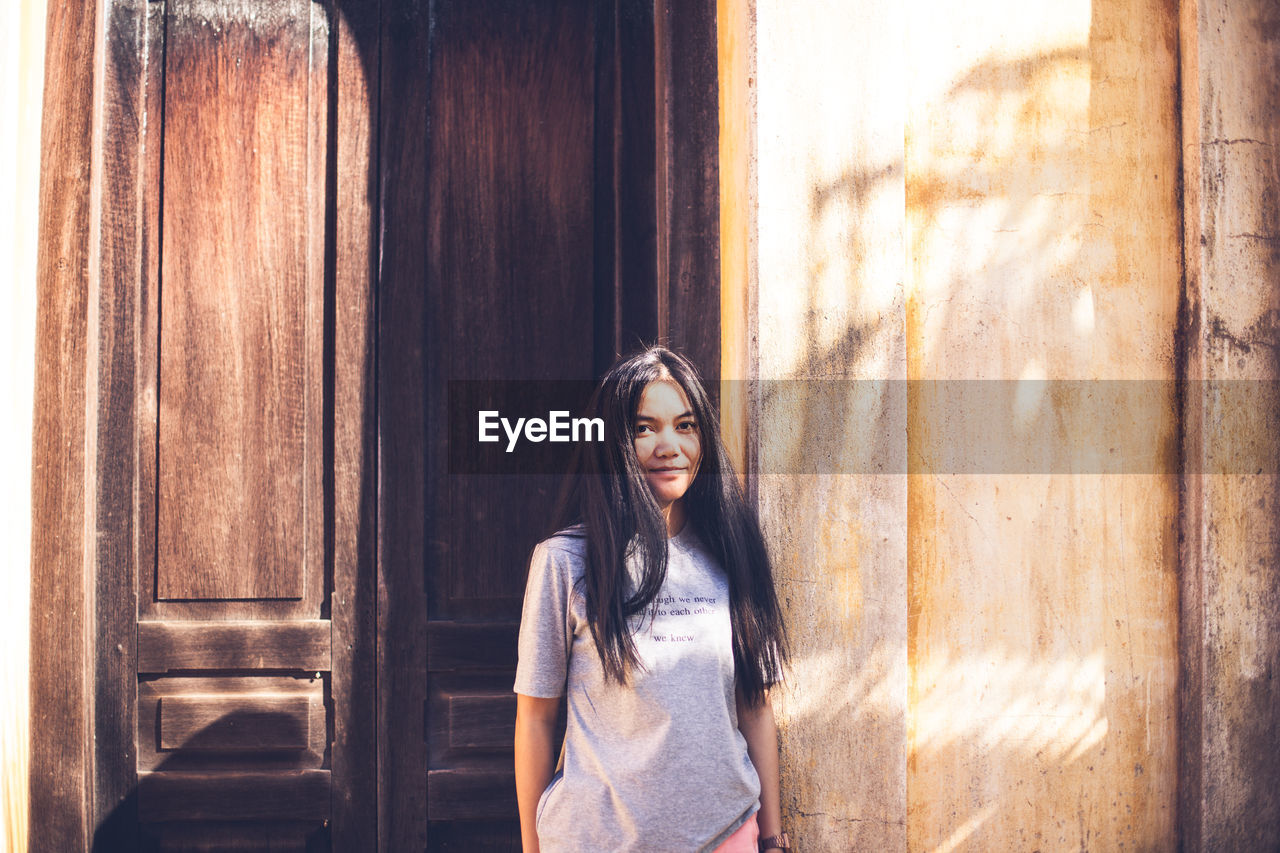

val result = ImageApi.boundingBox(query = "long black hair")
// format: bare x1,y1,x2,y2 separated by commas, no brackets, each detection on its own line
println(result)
554,346,787,705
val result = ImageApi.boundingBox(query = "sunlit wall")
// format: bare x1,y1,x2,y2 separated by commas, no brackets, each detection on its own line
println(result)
753,0,1182,848
2,0,46,851
905,0,1181,849
755,0,909,847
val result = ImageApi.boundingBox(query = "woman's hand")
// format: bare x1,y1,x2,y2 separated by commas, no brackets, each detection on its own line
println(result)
736,687,783,849
514,693,562,853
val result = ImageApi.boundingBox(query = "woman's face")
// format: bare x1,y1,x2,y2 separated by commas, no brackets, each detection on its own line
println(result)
633,379,702,509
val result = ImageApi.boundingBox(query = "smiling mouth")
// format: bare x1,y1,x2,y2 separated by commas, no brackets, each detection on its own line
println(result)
648,467,685,473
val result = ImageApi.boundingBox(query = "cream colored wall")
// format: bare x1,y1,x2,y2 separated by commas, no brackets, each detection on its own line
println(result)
905,0,1181,849
754,0,909,847
753,0,1184,849
2,1,46,851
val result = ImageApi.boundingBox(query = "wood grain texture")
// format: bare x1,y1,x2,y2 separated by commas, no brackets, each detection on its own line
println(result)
376,0,431,846
426,622,519,672
138,676,326,772
657,0,720,379
92,2,150,849
39,0,376,846
156,0,318,601
445,692,516,750
137,2,318,624
137,770,331,822
159,695,310,751
425,769,518,821
592,0,660,373
30,0,96,846
328,0,380,849
410,1,602,843
136,0,163,619
425,0,597,611
138,621,331,672
412,2,722,842
149,821,326,852
422,821,521,853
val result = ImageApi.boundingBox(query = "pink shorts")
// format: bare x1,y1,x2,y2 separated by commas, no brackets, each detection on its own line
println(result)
712,812,759,853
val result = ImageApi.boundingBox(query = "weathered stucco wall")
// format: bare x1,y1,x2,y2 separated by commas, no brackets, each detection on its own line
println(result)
904,0,1182,850
754,0,909,846
1180,0,1280,848
753,0,1195,849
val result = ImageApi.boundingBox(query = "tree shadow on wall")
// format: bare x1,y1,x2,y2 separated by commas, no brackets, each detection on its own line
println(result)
768,32,1181,850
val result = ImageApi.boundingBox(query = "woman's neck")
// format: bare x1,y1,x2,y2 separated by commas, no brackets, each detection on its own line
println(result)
661,500,687,538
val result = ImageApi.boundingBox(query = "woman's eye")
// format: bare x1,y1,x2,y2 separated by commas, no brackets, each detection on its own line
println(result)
678,421,697,431
635,424,651,434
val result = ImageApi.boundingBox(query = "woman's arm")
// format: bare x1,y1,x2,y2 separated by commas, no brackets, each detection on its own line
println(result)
514,693,561,853
737,687,783,848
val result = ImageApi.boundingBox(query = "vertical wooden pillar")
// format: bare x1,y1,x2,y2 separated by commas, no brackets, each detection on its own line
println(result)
89,0,146,845
656,0,721,376
331,2,381,849
375,0,429,848
29,0,96,846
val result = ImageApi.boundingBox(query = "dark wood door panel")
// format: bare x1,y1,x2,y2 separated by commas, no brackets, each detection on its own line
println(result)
426,628,521,821
36,0,717,845
439,691,517,751
141,0,329,622
403,0,721,844
137,771,331,823
442,476,564,610
137,621,332,673
419,2,599,844
425,0,597,386
157,694,311,752
426,622,518,674
138,676,327,773
145,821,328,852
427,769,517,821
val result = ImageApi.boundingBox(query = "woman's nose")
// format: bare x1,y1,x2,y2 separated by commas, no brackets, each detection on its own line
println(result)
654,430,679,456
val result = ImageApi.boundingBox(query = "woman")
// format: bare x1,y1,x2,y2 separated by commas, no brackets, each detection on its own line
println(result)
513,347,791,852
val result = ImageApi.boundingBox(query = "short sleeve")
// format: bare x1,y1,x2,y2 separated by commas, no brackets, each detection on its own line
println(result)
513,540,572,697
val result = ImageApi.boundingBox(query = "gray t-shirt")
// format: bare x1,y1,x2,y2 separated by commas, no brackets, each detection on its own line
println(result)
514,524,761,852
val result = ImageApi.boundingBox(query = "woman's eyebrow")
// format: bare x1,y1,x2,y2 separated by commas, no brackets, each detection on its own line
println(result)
635,411,696,420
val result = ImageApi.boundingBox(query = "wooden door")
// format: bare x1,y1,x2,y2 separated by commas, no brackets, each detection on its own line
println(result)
32,0,714,849
131,1,378,849
30,0,378,849
384,3,625,847
376,0,721,847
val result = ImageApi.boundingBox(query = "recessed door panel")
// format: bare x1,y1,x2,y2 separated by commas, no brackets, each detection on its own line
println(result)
157,0,322,602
